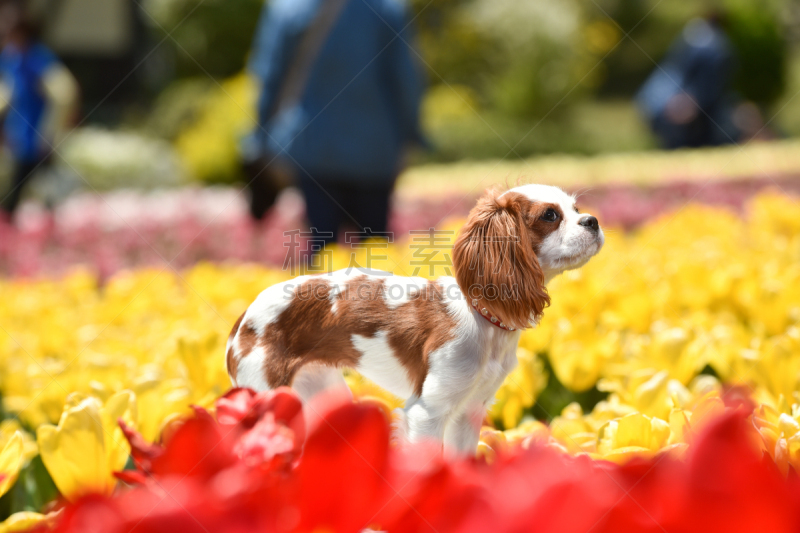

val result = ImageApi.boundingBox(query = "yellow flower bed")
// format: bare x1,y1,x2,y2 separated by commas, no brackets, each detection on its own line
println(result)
0,192,799,509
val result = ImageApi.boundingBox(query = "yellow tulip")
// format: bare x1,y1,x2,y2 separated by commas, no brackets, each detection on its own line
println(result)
491,348,547,429
548,318,617,392
519,319,553,354
0,512,50,533
753,402,800,476
550,403,600,454
752,328,800,402
131,375,191,443
475,441,497,464
682,393,725,441
37,391,136,500
648,327,697,385
0,432,24,498
503,419,550,446
344,370,404,411
0,421,37,462
598,413,671,463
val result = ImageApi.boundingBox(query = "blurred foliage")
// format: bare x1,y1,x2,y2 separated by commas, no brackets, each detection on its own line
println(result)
410,0,789,116
0,454,58,520
724,0,788,105
408,0,493,87
144,78,215,141
173,74,257,184
416,98,654,163
140,0,795,176
412,0,600,119
775,53,800,137
587,0,693,96
141,0,264,79
588,0,788,106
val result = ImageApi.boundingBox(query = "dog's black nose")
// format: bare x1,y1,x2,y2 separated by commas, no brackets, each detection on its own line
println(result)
579,215,599,232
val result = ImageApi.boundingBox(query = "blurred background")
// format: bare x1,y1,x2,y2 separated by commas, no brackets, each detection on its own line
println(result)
1,0,800,276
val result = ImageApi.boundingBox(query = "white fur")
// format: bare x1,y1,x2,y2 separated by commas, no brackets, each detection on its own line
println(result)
384,276,428,309
353,331,415,398
326,269,359,314
291,363,351,403
235,346,270,391
228,184,603,456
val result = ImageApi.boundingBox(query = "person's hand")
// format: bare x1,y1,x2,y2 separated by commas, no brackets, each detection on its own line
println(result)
665,93,699,125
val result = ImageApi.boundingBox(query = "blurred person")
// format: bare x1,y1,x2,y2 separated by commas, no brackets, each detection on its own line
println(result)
637,13,738,149
0,10,78,221
243,0,425,246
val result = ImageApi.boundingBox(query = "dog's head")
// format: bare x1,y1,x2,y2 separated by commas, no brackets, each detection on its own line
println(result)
453,184,604,330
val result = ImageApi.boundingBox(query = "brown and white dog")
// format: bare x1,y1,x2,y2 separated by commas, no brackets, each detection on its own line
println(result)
226,184,604,455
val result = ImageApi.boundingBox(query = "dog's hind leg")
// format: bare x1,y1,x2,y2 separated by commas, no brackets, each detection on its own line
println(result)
291,363,351,403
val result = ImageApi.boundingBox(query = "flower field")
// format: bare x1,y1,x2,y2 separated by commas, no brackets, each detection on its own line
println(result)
0,189,799,531
3,176,800,279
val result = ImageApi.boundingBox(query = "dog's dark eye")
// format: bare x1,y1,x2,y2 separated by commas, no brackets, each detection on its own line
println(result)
541,208,559,222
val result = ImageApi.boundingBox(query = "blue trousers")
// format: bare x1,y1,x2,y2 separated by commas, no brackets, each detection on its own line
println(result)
298,176,394,246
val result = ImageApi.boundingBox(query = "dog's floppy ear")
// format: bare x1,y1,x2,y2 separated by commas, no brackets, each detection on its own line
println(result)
453,189,549,330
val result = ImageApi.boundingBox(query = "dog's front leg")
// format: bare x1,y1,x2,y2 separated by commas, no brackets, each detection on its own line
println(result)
442,402,485,456
444,349,519,456
401,340,484,448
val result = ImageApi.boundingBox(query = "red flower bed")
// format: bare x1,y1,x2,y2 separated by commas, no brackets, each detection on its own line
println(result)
35,388,800,533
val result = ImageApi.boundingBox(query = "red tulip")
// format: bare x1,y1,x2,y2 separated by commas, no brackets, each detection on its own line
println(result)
216,388,304,471
38,389,800,533
292,401,393,532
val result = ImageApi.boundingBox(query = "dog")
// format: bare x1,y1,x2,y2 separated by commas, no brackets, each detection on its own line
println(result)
226,184,604,455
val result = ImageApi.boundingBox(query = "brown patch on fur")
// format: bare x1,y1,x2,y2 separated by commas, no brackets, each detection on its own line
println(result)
227,311,246,382
258,276,455,395
226,346,237,383
258,277,356,388
452,188,551,329
522,202,564,253
238,321,260,357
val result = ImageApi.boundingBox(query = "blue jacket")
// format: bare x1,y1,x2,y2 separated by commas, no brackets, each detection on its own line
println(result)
0,42,57,163
247,0,425,183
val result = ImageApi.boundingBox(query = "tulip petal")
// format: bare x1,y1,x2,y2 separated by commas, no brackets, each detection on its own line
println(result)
37,397,112,500
0,512,49,533
0,432,24,498
101,390,137,474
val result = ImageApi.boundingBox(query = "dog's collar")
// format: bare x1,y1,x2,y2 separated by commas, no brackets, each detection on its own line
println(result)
471,299,515,331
